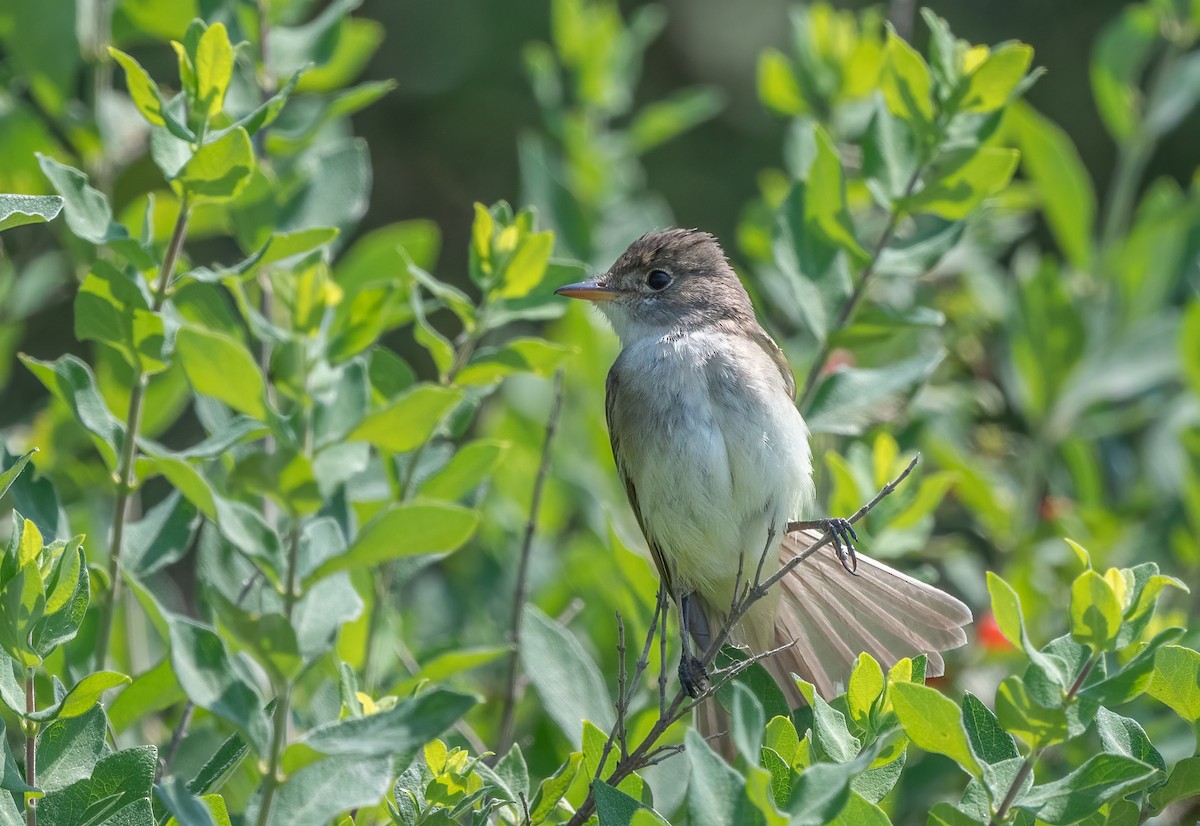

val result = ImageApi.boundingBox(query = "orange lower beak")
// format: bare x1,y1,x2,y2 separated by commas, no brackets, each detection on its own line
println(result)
555,279,619,302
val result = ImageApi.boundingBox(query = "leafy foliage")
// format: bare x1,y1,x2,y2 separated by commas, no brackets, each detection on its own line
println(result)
0,0,1198,824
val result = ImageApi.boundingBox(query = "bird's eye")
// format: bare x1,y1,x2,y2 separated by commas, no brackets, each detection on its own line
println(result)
646,269,672,291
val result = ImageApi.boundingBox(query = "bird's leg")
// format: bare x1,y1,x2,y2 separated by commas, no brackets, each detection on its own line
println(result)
787,517,859,574
677,591,710,698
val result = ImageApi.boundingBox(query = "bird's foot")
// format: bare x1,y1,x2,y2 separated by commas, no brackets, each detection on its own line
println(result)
678,654,709,698
792,517,859,574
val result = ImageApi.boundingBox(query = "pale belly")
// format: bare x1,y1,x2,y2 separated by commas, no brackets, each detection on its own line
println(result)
609,332,813,603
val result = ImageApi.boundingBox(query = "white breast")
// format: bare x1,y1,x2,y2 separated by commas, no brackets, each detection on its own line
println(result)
609,329,814,601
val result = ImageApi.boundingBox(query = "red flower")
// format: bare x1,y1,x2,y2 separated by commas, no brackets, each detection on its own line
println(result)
977,611,1011,651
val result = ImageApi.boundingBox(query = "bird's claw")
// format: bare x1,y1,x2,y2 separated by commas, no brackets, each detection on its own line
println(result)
678,654,709,698
819,518,858,574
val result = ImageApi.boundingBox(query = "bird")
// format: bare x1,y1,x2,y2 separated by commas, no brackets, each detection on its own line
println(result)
554,228,971,719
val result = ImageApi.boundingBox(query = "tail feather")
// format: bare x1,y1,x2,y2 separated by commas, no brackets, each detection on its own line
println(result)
764,531,970,698
702,530,971,708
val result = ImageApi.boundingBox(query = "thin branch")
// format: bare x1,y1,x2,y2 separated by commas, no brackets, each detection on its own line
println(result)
24,668,36,826
798,166,924,411
987,652,1098,826
94,197,191,672
495,369,566,757
564,453,919,826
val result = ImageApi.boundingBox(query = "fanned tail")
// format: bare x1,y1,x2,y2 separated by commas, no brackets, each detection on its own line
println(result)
697,530,971,744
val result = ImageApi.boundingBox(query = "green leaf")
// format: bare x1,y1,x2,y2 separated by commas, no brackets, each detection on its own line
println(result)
826,791,891,826
36,154,130,245
175,326,269,420
1145,50,1200,138
715,649,790,723
890,682,981,778
1007,103,1094,272
188,731,249,797
1070,570,1123,651
862,102,920,206
961,692,1017,766
1147,645,1200,722
1090,4,1159,142
806,349,944,434
108,656,185,733
731,682,766,764
417,440,509,501
304,689,476,756
168,616,270,756
1016,754,1158,824
527,752,582,823
176,128,255,201
35,704,107,792
255,228,341,269
1082,627,1183,706
763,716,800,767
685,728,762,826
847,653,884,733
108,47,167,126
995,674,1068,749
520,605,614,748
38,745,156,825
758,49,806,115
788,762,857,825
905,148,1019,219
793,678,860,763
985,572,1065,681
0,449,36,502
75,260,167,374
454,339,574,386
123,491,199,577
391,646,508,694
264,754,394,826
347,384,463,452
1094,707,1165,779
0,195,62,232
807,127,867,262
1149,755,1200,811
927,802,985,825
498,230,555,298
157,776,224,826
960,44,1034,112
882,27,934,125
595,781,664,825
0,717,35,794
54,671,130,720
194,22,233,117
629,87,724,153
303,501,478,586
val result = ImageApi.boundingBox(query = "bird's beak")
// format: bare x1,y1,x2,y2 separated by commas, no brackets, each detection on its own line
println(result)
555,277,619,302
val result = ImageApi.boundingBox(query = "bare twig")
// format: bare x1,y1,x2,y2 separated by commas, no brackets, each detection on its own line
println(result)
564,454,919,826
496,369,566,757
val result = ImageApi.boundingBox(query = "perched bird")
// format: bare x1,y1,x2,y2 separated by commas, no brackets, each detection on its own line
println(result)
556,228,971,715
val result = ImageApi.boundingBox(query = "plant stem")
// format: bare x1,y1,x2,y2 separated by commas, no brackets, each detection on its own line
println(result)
94,197,191,672
364,313,488,686
496,369,565,757
797,166,923,411
1099,45,1180,246
257,358,311,826
24,669,36,826
988,652,1098,825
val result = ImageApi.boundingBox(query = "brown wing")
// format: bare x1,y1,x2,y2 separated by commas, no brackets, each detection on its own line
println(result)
751,327,797,400
605,366,676,598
